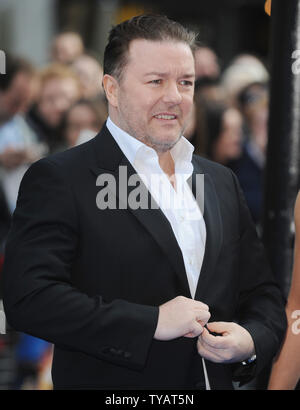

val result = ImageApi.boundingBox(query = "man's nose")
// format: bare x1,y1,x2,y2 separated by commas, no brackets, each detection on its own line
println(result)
162,82,182,105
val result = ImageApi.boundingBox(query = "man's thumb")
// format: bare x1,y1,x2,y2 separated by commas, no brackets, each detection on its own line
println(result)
206,321,230,335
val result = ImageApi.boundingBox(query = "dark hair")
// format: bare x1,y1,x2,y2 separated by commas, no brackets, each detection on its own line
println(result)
195,76,220,92
0,54,34,92
103,14,197,82
203,102,228,159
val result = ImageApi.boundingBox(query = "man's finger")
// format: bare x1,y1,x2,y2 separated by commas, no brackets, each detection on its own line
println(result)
197,335,225,362
196,310,211,325
184,322,203,338
206,321,233,334
194,301,209,311
199,327,232,349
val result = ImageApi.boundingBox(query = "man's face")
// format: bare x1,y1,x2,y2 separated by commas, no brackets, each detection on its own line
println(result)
108,39,195,152
52,35,83,65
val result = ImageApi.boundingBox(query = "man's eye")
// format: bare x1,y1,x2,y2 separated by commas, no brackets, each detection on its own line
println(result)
179,80,193,86
150,79,162,84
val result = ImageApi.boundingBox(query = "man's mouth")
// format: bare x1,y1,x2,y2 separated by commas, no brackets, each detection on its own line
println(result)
153,113,178,120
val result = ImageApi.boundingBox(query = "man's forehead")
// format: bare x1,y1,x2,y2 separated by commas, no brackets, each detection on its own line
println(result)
126,39,195,72
128,38,193,53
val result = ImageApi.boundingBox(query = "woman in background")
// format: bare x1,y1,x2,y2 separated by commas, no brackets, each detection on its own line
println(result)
204,102,243,165
63,98,107,147
268,191,300,390
190,100,243,166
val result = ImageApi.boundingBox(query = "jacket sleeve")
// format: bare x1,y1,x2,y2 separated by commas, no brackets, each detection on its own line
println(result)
2,158,159,370
230,170,287,381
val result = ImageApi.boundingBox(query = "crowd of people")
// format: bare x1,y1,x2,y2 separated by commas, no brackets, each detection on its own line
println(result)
0,31,108,389
189,48,269,229
0,29,270,389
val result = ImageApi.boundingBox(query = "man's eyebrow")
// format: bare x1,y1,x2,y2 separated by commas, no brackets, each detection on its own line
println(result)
144,72,168,77
180,74,195,79
144,72,195,78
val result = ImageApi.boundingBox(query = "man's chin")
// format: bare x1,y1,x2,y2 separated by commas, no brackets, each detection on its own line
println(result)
147,134,182,153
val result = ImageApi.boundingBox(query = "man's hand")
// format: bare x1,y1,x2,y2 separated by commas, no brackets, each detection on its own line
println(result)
154,296,210,341
197,322,255,363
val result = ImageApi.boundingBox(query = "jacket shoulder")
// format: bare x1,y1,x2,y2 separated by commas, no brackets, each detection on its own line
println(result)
193,154,234,180
45,138,96,168
27,137,97,178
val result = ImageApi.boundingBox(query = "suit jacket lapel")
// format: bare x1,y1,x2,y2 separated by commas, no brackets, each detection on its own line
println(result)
89,125,191,297
190,158,223,301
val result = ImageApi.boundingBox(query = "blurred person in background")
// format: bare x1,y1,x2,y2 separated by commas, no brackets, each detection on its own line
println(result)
0,55,42,174
0,55,35,125
188,47,225,157
194,45,220,81
268,191,300,390
72,54,104,100
238,82,269,155
64,99,107,148
186,79,226,155
194,77,226,105
0,55,51,390
229,82,269,227
51,32,84,65
26,63,82,154
188,100,243,165
0,57,85,391
0,55,44,252
221,53,269,107
193,45,223,104
204,102,243,166
13,333,52,390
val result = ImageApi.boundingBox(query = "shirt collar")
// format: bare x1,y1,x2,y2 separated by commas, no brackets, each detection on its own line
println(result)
106,116,194,170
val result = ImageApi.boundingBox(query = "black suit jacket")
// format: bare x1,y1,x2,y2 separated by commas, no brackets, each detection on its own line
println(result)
2,125,286,389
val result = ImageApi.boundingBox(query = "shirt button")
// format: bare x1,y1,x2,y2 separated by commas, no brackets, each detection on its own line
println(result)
189,258,195,267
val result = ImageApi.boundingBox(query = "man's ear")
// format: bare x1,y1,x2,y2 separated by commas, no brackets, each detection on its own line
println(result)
102,74,118,108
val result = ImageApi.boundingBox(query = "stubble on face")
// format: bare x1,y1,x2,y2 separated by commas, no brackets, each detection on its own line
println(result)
141,134,182,153
117,86,185,153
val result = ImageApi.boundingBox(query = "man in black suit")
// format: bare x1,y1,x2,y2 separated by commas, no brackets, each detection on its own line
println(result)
3,15,286,390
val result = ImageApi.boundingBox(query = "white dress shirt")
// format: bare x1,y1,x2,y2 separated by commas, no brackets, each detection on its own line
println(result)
106,117,206,299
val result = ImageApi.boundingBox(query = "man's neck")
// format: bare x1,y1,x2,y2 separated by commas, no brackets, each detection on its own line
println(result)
157,150,176,189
